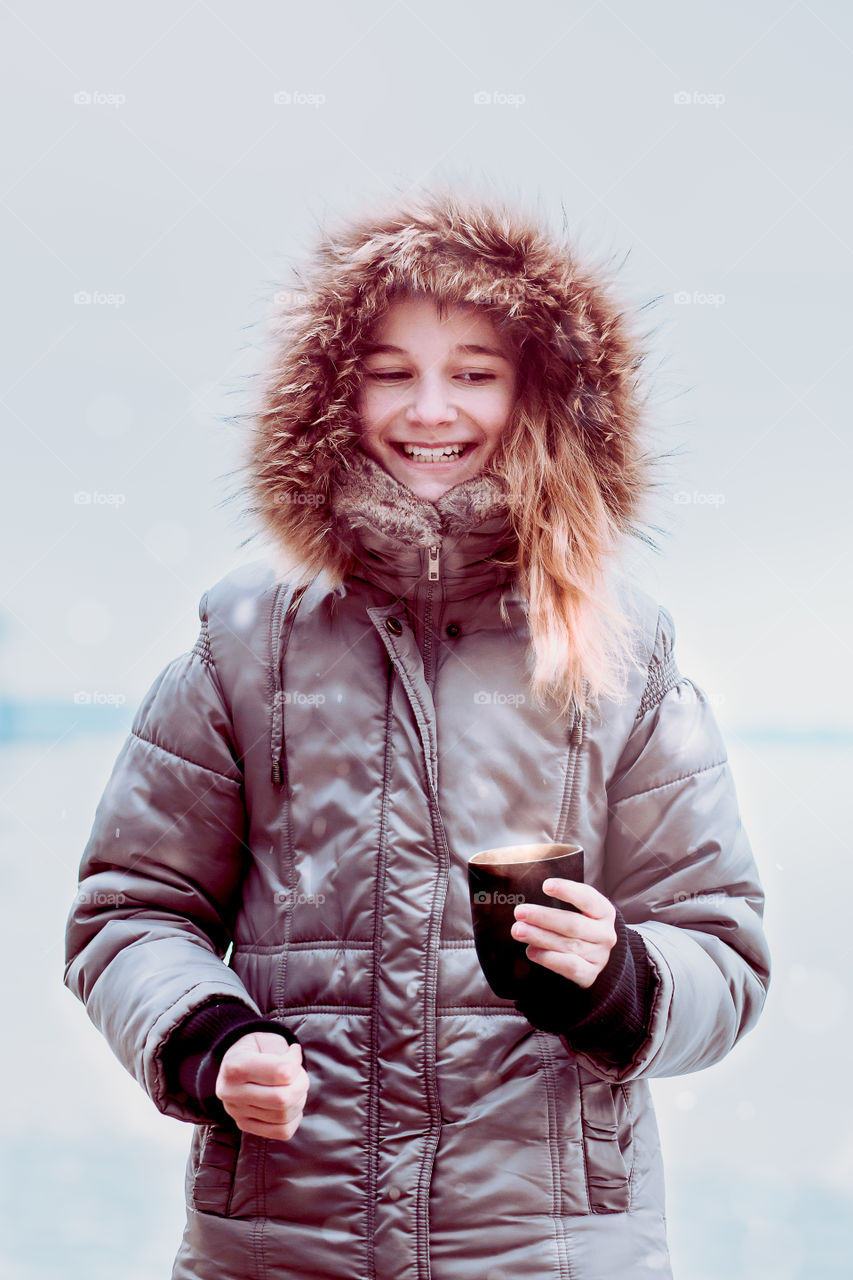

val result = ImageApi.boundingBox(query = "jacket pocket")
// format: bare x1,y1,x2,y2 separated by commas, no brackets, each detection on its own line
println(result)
190,1123,242,1216
577,1069,634,1213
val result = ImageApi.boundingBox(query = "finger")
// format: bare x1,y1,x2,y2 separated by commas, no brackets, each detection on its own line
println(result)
218,1052,303,1089
217,1078,309,1113
541,878,614,920
525,945,601,988
257,1037,302,1063
233,1115,303,1142
512,910,601,945
228,1097,308,1127
512,919,597,956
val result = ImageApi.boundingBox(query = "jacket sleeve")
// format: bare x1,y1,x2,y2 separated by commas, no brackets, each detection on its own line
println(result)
570,605,772,1084
63,590,264,1124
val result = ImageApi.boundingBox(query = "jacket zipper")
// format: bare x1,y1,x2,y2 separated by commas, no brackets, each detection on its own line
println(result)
422,544,440,687
417,755,450,1280
418,541,444,1280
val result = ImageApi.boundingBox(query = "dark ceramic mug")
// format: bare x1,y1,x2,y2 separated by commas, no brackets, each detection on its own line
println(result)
467,842,585,999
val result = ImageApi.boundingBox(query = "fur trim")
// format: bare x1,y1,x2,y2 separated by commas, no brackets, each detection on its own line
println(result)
237,187,653,579
329,446,511,550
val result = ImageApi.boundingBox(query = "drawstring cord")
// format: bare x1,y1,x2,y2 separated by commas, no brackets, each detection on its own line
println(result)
269,578,316,788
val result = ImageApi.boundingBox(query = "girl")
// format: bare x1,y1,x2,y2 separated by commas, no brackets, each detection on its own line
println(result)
64,188,771,1280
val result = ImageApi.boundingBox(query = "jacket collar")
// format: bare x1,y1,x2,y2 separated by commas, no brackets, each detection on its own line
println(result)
328,447,521,604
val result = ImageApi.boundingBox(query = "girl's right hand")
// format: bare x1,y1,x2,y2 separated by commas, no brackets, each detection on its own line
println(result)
215,1033,309,1141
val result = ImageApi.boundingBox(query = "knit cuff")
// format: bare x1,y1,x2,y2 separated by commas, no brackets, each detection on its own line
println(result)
161,997,300,1124
513,907,656,1067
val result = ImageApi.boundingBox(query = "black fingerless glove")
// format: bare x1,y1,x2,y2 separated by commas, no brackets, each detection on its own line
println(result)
513,907,657,1068
161,997,301,1124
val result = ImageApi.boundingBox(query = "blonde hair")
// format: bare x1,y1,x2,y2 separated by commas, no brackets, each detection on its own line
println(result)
488,396,646,720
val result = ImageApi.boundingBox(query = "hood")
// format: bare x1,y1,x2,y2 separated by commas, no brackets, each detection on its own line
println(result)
238,186,653,587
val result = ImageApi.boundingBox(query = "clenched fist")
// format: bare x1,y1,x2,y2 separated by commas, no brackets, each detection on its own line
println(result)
215,1032,309,1142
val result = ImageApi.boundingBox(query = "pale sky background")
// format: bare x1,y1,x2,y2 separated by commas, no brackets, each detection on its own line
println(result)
2,0,850,735
2,4,853,1277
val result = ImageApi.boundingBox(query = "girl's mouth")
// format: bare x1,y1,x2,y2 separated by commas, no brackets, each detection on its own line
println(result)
392,441,476,465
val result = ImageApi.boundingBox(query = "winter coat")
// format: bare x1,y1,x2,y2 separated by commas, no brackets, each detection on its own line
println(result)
63,193,771,1280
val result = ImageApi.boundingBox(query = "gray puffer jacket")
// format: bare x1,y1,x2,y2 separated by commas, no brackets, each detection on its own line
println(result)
63,192,770,1280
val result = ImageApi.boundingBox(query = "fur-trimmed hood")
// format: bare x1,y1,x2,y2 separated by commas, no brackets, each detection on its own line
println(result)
239,187,653,587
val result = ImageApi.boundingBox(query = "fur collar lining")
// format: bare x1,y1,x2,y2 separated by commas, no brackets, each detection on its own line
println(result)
330,446,512,548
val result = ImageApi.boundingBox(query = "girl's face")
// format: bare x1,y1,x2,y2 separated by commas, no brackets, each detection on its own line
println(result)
356,295,518,502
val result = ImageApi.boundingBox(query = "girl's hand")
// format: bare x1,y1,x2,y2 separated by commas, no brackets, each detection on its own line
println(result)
216,1033,309,1142
511,879,618,988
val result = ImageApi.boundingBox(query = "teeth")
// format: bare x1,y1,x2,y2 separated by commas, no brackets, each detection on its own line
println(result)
400,443,468,461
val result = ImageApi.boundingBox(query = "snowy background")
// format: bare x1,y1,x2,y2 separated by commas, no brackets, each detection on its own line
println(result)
2,1,851,1276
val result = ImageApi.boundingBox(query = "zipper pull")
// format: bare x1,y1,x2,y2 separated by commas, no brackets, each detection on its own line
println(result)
428,544,440,581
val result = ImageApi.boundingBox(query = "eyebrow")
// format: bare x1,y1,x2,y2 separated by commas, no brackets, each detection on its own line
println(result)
362,342,511,361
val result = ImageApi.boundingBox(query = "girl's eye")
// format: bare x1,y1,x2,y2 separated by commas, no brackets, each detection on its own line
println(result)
365,370,496,384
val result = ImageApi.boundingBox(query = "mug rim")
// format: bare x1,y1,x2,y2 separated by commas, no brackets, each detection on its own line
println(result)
468,842,583,868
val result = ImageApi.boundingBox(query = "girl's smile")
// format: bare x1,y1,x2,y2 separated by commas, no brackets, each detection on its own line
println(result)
356,294,518,501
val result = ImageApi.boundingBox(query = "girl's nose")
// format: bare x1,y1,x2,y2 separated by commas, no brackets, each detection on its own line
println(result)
405,376,458,429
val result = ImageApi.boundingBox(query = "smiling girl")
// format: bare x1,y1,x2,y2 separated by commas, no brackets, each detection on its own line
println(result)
64,188,770,1280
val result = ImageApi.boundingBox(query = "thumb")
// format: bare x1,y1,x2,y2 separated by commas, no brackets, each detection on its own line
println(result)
254,1032,301,1061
